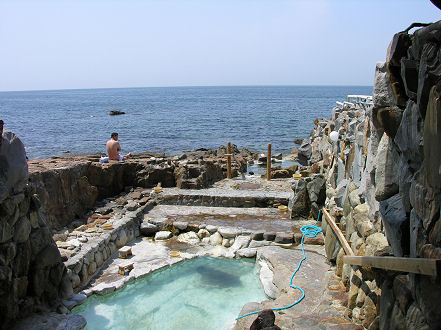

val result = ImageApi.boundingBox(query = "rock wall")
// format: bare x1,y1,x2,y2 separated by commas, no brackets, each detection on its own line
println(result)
64,202,151,294
0,131,71,328
300,20,441,329
28,153,246,230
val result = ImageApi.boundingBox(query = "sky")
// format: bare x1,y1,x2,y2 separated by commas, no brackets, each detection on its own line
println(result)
0,0,440,91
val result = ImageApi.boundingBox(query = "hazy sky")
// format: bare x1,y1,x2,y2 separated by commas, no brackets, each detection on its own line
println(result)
1,0,440,91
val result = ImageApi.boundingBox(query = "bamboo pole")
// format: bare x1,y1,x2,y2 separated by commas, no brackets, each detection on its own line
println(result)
227,142,232,179
267,143,271,181
322,209,354,256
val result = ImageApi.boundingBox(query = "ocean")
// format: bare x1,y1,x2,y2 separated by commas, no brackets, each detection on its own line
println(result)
0,86,372,159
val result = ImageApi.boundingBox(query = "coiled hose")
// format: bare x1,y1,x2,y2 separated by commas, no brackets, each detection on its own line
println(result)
236,210,322,320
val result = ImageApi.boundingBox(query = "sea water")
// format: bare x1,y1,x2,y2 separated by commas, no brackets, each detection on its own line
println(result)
0,86,372,159
72,257,267,330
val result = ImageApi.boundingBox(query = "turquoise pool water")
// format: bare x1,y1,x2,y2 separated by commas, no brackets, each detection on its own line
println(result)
72,257,267,330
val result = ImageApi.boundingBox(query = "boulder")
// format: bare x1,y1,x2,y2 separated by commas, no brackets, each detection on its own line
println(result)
13,216,31,243
236,248,257,258
393,275,412,314
365,233,389,256
324,223,340,262
394,100,424,171
298,141,312,165
307,174,326,205
229,235,250,253
115,229,128,248
373,62,395,113
154,231,172,240
0,130,28,200
353,213,376,238
414,273,441,329
405,303,430,330
376,106,403,139
209,232,223,245
250,309,281,330
424,84,441,189
379,194,409,257
177,232,200,244
375,133,399,201
125,201,138,211
109,110,125,116
218,227,239,239
274,232,294,244
173,221,188,231
205,225,218,233
197,229,210,239
140,222,159,236
288,179,310,218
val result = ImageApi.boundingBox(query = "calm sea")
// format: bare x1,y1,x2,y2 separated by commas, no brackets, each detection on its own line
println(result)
0,86,372,159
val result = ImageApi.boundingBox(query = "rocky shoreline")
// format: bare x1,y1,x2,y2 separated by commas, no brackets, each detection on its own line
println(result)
4,19,441,330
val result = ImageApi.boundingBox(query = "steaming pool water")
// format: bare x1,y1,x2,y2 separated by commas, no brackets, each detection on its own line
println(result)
72,257,267,330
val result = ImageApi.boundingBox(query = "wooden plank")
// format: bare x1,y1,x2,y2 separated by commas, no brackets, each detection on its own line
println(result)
322,209,354,256
343,255,441,276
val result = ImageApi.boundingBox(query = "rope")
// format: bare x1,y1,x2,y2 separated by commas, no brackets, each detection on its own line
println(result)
236,210,322,321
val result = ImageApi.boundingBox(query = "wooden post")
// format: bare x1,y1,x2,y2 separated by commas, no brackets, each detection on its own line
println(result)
227,142,232,179
267,143,271,181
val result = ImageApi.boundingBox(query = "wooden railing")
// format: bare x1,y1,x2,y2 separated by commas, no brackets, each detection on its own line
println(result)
322,208,440,277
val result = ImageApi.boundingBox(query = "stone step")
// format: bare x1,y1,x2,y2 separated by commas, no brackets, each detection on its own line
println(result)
158,188,291,208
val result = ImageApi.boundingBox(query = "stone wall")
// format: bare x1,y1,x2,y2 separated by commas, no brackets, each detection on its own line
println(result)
0,131,71,328
300,20,441,329
64,202,152,293
28,153,246,230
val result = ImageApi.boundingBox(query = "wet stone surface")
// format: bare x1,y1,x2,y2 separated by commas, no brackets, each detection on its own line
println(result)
145,205,299,234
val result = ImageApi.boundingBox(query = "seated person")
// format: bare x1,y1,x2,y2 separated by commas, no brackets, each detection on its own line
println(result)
106,132,131,161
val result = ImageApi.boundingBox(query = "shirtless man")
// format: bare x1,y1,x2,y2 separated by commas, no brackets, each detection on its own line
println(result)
106,132,131,161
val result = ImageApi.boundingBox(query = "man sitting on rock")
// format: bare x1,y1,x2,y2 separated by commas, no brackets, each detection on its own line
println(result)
106,132,131,161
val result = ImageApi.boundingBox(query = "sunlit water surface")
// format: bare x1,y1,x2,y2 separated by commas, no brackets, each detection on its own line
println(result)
72,257,267,330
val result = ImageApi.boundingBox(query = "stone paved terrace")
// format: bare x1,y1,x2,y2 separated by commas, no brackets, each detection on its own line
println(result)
144,205,320,239
158,176,293,208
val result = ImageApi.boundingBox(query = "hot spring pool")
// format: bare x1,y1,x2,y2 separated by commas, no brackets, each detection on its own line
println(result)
72,257,267,330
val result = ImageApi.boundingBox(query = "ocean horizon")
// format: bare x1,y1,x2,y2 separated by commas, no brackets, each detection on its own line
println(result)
1,85,372,159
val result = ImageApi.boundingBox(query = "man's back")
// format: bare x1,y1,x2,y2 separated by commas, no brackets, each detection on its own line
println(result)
106,139,121,160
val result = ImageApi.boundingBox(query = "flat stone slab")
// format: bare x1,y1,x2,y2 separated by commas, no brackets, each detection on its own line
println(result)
161,187,291,200
144,205,296,234
236,245,355,330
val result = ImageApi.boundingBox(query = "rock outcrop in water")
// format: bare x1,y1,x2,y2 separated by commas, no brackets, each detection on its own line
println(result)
299,20,441,329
